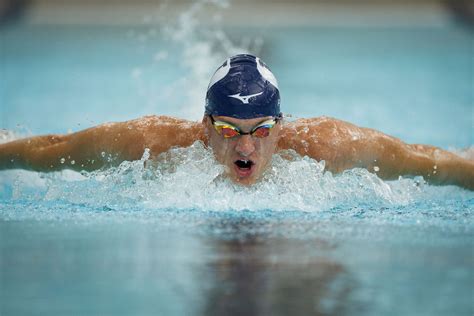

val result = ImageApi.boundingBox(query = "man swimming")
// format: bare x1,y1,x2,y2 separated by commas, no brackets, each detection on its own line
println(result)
0,54,473,189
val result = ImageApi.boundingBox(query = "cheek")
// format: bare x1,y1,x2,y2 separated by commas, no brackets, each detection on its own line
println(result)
209,135,234,162
258,137,279,156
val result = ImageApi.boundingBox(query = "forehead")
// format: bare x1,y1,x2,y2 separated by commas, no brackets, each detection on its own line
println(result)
213,115,274,127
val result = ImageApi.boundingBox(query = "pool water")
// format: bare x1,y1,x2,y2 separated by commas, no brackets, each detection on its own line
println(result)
1,2,473,315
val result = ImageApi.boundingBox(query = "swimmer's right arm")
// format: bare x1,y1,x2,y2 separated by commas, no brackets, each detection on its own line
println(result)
0,116,204,172
0,121,147,172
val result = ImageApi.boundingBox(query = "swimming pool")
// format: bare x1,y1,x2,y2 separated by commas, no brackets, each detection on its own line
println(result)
1,2,473,315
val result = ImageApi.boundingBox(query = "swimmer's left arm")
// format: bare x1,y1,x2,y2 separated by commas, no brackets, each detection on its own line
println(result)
281,118,474,190
349,132,474,189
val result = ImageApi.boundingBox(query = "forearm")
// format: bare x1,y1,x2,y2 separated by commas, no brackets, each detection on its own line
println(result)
364,135,474,189
0,138,29,170
0,126,145,172
0,134,103,172
395,144,473,189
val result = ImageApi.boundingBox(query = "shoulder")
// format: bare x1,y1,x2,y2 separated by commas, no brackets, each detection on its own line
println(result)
125,115,196,127
128,115,205,154
91,115,194,135
281,116,362,141
278,116,374,165
101,115,203,135
92,115,205,155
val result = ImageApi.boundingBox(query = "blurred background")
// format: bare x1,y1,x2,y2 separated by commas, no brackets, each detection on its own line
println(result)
0,0,473,148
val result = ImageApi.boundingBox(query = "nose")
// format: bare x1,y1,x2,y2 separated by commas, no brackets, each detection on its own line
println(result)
235,135,256,157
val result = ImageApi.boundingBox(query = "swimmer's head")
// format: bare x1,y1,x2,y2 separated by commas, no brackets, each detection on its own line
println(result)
204,54,282,185
205,54,281,119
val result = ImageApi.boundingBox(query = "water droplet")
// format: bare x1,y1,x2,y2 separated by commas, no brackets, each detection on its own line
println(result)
373,166,380,172
60,158,65,164
71,160,75,165
141,148,151,161
433,165,437,170
101,152,106,158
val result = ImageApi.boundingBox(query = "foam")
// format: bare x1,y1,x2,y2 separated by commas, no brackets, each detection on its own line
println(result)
2,142,472,214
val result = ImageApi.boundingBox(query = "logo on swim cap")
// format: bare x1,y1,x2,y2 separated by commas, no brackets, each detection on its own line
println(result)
228,92,264,104
205,54,281,119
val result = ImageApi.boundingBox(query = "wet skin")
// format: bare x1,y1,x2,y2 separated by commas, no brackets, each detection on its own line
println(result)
0,115,473,189
203,116,282,185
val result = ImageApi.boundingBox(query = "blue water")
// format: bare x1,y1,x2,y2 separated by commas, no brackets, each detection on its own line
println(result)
1,25,472,148
1,2,474,315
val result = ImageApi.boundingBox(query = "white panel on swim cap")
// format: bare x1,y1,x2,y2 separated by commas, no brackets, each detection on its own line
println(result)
256,57,279,89
207,58,230,90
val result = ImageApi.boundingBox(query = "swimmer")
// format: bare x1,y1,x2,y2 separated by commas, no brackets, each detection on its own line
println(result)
0,54,473,189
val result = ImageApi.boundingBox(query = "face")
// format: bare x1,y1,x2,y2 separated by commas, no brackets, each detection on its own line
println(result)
204,115,282,185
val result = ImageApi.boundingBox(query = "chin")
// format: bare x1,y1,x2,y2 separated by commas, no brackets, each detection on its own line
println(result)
233,176,258,186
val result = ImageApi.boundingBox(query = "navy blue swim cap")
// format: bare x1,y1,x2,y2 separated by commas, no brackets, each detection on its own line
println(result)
205,54,281,119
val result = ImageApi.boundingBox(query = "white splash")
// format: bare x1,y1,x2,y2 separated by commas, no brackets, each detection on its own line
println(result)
153,0,261,119
3,142,472,214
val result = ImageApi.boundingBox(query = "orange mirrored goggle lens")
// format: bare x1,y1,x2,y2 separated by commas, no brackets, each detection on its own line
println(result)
211,118,276,139
216,126,241,138
251,123,273,138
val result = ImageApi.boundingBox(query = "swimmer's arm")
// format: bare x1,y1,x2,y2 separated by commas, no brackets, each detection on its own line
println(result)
346,131,474,189
284,118,474,190
0,122,146,172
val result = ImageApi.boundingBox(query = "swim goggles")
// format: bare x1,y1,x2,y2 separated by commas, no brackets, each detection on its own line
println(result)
210,115,280,139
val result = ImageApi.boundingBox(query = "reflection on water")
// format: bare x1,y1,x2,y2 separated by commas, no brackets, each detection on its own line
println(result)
202,237,356,316
3,207,473,316
0,216,361,316
0,219,352,315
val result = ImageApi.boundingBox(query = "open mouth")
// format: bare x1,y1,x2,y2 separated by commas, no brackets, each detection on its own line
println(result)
235,159,253,169
234,159,255,178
